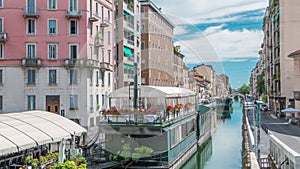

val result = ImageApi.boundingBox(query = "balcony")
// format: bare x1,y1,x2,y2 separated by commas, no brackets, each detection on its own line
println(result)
65,59,99,68
99,62,111,71
23,8,40,18
0,32,7,42
66,10,82,19
89,15,99,22
100,20,110,28
22,58,42,67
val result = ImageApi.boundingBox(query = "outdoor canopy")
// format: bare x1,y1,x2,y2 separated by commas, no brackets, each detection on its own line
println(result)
281,108,300,113
0,110,87,156
110,85,196,98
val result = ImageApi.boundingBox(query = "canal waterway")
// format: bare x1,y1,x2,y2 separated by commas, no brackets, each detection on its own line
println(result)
181,100,243,169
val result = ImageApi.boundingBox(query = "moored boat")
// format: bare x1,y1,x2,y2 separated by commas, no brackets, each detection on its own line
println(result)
97,86,212,168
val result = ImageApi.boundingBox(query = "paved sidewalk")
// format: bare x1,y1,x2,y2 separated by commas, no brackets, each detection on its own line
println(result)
260,110,300,154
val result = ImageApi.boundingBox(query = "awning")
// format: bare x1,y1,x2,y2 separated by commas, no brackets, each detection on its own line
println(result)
110,85,196,98
124,63,134,70
274,12,279,22
123,11,132,17
0,111,87,156
124,46,133,57
281,108,300,113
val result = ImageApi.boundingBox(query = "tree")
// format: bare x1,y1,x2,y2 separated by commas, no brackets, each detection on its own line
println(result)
239,84,250,95
256,74,265,97
229,87,232,94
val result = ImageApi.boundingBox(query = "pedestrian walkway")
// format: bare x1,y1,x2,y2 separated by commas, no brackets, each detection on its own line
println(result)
259,109,300,168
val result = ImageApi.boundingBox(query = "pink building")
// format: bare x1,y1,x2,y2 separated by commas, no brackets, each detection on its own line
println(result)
0,0,114,129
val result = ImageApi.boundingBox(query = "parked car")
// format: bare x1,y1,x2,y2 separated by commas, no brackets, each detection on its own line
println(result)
200,99,210,105
261,104,268,111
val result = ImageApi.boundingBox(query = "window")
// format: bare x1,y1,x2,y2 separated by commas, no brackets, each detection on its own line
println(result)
0,96,2,111
69,20,78,35
27,95,35,110
48,19,57,35
48,43,57,59
89,23,93,36
108,50,111,64
0,0,3,8
0,44,3,59
70,69,77,84
89,95,93,111
69,0,78,11
27,70,35,84
0,18,3,32
96,71,99,86
100,71,104,86
89,46,93,59
101,49,104,62
107,10,110,22
102,94,104,106
108,31,111,45
96,48,99,60
89,70,93,85
69,44,78,59
27,0,36,14
96,94,99,105
101,6,104,22
70,95,78,110
108,72,111,87
27,19,36,35
49,69,57,85
26,43,36,58
48,0,56,9
96,25,99,32
0,69,2,85
95,3,98,16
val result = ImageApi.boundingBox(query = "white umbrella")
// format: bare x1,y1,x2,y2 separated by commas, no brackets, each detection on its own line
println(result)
281,108,300,113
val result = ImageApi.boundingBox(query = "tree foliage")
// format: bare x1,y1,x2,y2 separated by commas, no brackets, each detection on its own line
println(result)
256,74,265,96
239,84,250,95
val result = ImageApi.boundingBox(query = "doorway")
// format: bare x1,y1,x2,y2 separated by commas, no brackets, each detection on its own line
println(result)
46,95,60,114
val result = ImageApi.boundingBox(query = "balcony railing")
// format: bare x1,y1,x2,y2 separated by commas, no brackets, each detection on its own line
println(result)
66,10,82,19
65,59,99,68
22,58,42,67
23,8,40,18
100,62,110,71
0,32,7,42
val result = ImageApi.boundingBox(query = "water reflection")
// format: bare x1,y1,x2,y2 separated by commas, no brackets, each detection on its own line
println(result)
180,138,213,169
182,100,242,169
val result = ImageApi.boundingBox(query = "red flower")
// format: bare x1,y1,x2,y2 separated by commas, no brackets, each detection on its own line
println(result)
175,103,183,109
166,105,174,111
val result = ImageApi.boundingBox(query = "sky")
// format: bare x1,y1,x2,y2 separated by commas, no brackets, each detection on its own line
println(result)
151,0,268,89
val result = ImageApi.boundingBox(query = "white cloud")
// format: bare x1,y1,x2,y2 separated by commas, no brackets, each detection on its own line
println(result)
150,0,267,63
174,27,264,63
174,25,189,35
152,0,268,25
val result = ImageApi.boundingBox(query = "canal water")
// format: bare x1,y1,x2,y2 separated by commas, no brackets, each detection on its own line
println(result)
181,100,243,169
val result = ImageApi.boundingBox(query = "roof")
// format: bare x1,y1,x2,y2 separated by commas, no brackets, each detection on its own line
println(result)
288,49,300,58
110,86,195,98
0,110,87,156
